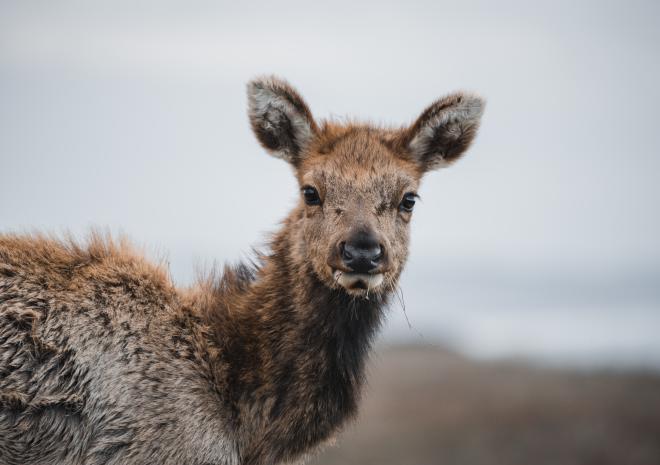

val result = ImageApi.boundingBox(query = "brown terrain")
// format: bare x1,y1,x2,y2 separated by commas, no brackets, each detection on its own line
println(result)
310,346,660,465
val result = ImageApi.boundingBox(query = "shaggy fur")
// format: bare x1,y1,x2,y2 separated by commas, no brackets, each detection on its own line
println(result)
0,76,484,465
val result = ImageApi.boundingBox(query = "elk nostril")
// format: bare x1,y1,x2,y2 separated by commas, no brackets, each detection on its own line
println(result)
340,242,353,260
373,244,384,262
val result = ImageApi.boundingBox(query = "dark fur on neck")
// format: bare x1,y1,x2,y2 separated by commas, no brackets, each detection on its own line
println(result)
196,212,388,465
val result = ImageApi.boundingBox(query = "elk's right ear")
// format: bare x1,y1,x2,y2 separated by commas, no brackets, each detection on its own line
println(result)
247,76,318,165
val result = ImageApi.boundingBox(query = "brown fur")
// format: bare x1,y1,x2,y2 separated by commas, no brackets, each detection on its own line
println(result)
0,77,484,465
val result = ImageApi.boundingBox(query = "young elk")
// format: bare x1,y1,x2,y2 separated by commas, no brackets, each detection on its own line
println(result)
0,77,484,465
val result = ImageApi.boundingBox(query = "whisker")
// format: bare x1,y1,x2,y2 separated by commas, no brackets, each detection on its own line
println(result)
393,282,427,342
394,284,411,329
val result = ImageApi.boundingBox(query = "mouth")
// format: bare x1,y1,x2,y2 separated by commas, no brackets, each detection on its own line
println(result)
333,269,384,293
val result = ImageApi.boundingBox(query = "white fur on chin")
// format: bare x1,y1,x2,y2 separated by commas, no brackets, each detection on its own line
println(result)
333,271,384,292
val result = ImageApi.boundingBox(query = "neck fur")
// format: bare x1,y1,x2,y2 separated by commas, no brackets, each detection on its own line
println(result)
193,210,389,465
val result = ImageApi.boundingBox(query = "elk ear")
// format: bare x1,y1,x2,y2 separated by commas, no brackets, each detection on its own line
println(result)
247,76,318,165
399,92,485,172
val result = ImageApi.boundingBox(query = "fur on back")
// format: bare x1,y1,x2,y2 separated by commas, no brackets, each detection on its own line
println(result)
0,233,237,465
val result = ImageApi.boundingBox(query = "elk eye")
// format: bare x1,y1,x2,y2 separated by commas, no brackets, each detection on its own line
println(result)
399,192,417,212
302,186,321,206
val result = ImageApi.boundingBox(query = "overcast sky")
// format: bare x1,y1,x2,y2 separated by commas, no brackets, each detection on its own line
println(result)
1,0,659,366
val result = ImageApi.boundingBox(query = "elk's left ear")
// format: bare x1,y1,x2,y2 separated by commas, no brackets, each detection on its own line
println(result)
399,92,485,171
247,76,318,166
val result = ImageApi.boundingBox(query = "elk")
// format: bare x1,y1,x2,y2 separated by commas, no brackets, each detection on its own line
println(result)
0,76,484,465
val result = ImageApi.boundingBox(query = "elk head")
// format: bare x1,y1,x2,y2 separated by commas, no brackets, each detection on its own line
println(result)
248,76,484,297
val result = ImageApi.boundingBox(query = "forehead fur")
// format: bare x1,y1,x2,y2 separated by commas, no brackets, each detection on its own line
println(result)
298,123,421,192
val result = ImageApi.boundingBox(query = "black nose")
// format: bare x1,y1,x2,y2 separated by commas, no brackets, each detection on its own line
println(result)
341,234,383,273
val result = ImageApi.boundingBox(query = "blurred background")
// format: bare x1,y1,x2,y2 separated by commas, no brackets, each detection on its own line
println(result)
1,1,659,463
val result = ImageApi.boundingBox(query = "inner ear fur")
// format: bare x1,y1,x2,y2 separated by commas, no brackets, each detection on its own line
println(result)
398,92,485,171
247,76,318,165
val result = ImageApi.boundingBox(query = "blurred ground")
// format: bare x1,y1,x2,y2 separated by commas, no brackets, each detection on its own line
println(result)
309,346,660,465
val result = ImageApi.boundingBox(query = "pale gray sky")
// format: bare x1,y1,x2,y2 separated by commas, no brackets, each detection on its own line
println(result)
1,0,659,367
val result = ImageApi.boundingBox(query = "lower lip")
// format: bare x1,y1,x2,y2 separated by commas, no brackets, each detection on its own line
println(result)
333,270,384,290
